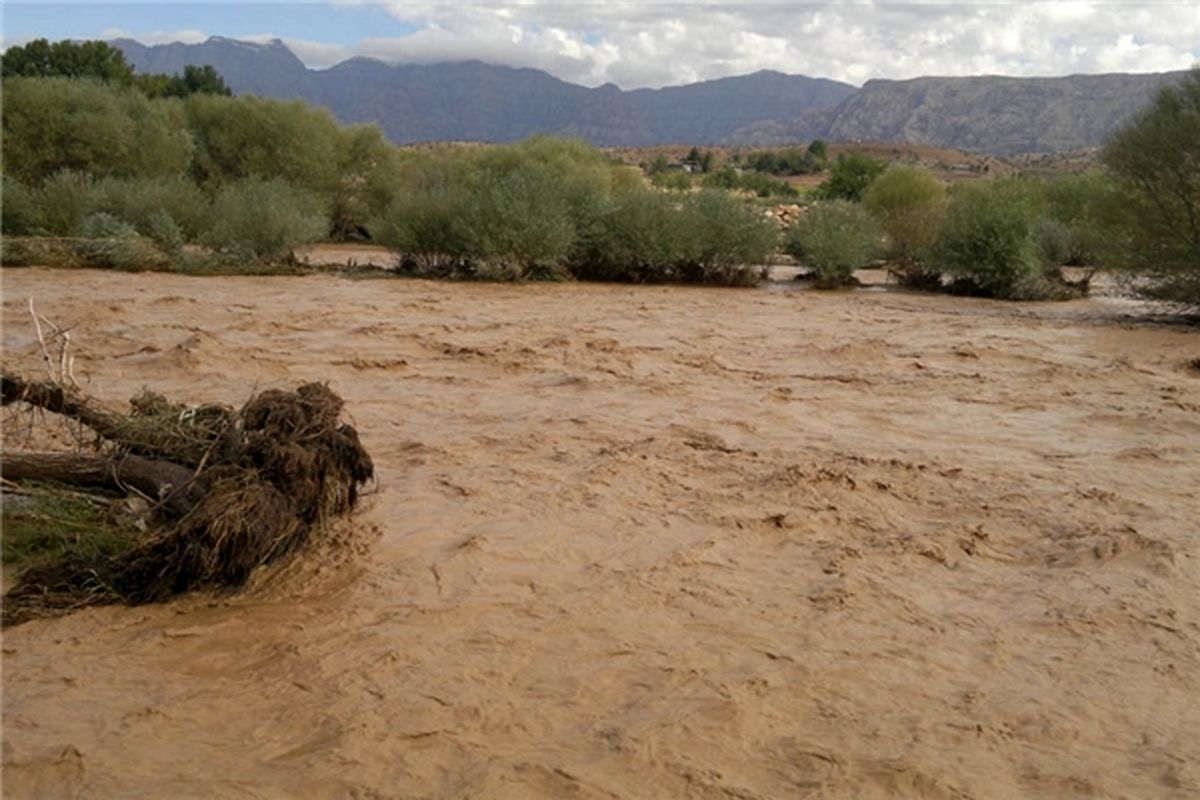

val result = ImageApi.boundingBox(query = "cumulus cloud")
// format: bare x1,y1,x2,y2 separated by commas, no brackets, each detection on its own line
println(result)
89,2,1200,87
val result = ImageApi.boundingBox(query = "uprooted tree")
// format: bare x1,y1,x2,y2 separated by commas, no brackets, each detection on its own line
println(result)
1,371,374,626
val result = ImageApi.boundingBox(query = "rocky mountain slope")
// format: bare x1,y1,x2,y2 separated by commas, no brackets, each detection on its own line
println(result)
731,72,1188,154
115,36,1187,154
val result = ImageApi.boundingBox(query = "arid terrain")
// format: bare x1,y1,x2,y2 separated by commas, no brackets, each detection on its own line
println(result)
2,267,1198,799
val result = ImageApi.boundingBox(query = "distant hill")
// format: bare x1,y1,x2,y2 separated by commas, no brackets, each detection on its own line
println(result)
114,36,854,147
114,37,1187,154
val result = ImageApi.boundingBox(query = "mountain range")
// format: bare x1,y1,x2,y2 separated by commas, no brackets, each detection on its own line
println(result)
114,36,1187,155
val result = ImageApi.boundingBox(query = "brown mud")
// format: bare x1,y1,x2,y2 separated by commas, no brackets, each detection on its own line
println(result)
2,268,1198,799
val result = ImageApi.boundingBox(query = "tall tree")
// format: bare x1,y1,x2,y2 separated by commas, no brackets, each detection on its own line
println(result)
1102,66,1200,307
2,38,135,83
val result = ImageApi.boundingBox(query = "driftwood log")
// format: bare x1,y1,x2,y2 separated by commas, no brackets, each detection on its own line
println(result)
1,369,374,626
1,451,204,517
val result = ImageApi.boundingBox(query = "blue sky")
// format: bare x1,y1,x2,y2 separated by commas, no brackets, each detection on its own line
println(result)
3,2,1197,89
3,3,417,46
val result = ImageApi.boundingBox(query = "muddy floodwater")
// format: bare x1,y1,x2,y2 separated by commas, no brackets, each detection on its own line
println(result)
2,267,1198,799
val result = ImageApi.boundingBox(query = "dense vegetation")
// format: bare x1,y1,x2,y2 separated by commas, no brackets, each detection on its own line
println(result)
1101,66,1200,308
2,41,1196,304
376,140,777,283
740,140,828,175
1,69,776,284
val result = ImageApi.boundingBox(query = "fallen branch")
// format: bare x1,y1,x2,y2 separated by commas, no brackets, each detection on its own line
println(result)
2,451,204,518
2,370,238,468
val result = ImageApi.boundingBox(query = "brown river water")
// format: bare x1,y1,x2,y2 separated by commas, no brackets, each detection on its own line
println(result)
2,266,1198,799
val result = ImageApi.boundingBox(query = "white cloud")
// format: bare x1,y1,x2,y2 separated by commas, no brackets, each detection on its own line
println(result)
100,27,209,45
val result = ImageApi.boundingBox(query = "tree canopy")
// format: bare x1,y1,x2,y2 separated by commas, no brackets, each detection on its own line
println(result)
1101,66,1200,306
2,38,134,82
2,38,231,99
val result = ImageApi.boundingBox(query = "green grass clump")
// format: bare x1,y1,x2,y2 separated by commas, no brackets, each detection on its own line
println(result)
2,487,143,574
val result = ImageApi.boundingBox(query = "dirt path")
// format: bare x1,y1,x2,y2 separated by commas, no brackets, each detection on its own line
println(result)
2,269,1198,799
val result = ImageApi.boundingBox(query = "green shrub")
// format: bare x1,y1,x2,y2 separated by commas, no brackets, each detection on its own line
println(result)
677,190,777,285
930,180,1045,298
652,170,693,191
744,146,823,176
374,192,469,275
144,209,186,253
95,175,211,240
203,178,327,262
461,163,576,278
1034,217,1074,268
2,177,40,236
570,188,775,286
569,188,686,283
73,211,167,270
376,137,618,280
1040,171,1122,267
863,165,947,274
816,153,887,202
330,125,408,240
701,168,797,198
785,200,883,287
33,170,106,235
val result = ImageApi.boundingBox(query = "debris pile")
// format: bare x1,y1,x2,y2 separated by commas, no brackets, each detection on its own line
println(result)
1,372,373,626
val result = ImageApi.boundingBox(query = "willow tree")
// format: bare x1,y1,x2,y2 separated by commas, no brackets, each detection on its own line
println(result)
1102,67,1200,308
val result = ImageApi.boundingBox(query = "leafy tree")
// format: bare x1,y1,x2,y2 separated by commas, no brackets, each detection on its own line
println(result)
745,148,820,176
930,179,1044,298
2,78,193,183
95,175,211,240
2,38,232,100
184,93,341,193
1,38,135,83
30,170,106,235
1,177,39,235
570,188,687,283
864,165,947,284
785,200,883,287
461,162,576,277
807,140,828,164
203,178,327,262
677,190,777,285
137,65,232,99
1101,66,1200,307
816,152,886,202
702,167,741,190
1039,171,1122,266
172,65,231,97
